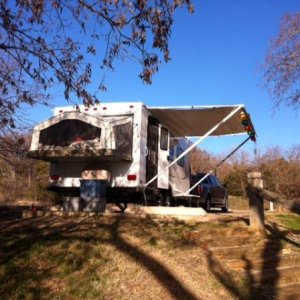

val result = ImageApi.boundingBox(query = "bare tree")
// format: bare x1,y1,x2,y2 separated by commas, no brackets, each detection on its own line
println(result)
0,132,56,203
0,129,27,164
0,0,194,129
263,12,300,109
255,146,300,198
189,147,218,174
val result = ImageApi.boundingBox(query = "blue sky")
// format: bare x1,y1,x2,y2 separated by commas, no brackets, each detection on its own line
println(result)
27,0,300,156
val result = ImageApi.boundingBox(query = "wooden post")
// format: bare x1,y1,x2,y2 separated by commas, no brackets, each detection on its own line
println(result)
247,172,264,230
269,202,274,212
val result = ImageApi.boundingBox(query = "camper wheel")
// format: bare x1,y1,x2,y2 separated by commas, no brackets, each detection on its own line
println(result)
165,193,171,207
161,191,173,207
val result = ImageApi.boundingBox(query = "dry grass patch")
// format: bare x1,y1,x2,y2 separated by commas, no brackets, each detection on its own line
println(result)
228,196,249,210
0,215,249,300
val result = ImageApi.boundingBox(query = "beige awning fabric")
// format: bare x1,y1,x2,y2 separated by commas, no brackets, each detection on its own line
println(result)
148,105,252,137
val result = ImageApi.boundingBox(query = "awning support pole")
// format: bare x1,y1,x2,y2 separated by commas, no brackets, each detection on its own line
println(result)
144,105,244,189
214,135,251,172
184,136,251,195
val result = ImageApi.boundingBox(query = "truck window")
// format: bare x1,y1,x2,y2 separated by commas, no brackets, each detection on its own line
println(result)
214,177,222,187
209,175,216,186
201,177,209,184
160,127,168,150
193,174,209,184
176,147,185,167
210,176,221,187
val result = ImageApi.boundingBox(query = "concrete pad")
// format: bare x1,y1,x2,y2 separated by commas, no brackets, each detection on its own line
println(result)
104,204,208,220
23,205,207,220
123,205,207,217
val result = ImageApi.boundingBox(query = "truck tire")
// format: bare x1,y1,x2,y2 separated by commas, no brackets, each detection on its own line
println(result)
205,196,211,212
222,196,228,213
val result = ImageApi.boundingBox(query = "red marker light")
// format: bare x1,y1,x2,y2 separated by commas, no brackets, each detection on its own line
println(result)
50,175,59,181
197,185,203,195
127,174,137,181
74,136,85,142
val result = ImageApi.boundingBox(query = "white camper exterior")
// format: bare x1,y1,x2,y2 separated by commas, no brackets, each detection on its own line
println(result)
28,102,190,204
28,102,256,205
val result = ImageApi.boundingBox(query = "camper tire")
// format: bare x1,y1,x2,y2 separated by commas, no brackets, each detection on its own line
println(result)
164,192,172,207
205,196,211,212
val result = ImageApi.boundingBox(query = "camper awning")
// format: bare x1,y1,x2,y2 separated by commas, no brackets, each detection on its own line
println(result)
148,105,252,137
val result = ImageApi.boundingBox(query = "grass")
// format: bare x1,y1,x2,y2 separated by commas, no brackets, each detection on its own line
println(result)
273,213,300,231
2,212,295,300
228,195,249,210
0,215,247,300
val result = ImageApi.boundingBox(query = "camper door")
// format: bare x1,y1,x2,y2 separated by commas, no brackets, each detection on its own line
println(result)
146,117,169,189
157,126,169,189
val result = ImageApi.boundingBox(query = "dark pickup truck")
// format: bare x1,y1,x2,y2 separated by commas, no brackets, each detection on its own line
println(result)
190,173,228,212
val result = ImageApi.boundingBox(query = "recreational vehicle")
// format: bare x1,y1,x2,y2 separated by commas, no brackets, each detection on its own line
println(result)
28,102,256,209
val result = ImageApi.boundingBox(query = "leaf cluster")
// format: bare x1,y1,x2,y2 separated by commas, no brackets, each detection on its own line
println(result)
0,0,194,129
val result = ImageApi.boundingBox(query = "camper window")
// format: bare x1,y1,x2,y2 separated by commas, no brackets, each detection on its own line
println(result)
112,120,133,156
160,127,168,150
39,119,101,147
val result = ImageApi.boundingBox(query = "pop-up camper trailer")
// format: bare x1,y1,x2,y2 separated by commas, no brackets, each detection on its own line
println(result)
28,102,256,208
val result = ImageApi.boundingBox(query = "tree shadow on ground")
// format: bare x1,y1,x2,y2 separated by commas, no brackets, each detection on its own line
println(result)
109,216,198,300
205,222,291,300
0,215,199,300
2,213,296,299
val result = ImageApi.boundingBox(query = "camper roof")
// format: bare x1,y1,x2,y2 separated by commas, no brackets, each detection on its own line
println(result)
148,104,252,137
52,102,255,138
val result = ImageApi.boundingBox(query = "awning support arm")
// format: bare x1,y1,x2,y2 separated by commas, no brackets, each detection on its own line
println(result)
144,105,244,189
214,135,251,175
184,136,251,195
